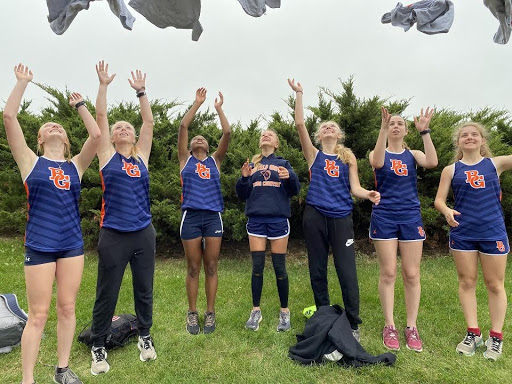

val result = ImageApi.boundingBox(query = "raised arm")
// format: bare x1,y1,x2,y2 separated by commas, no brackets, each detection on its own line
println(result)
493,155,512,175
411,107,438,169
369,107,391,169
178,88,206,168
3,64,38,180
348,154,381,204
434,164,459,227
129,70,154,162
211,91,231,168
70,93,101,178
95,60,116,167
288,79,317,166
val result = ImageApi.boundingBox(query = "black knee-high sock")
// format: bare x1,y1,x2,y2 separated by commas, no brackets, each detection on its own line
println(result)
271,253,289,308
251,251,266,307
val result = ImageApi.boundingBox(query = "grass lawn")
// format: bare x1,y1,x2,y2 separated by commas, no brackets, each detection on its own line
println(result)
1,236,511,384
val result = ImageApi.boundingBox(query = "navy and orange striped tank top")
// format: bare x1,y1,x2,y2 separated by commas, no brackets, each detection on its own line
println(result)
100,152,151,232
24,156,83,251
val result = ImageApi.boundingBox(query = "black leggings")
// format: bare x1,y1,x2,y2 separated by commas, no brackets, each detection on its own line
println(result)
303,205,361,329
91,224,156,347
251,251,289,308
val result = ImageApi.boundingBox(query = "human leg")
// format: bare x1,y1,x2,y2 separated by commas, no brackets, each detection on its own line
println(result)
21,263,56,384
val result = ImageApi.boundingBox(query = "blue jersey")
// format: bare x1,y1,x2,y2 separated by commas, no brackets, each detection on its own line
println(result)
181,155,223,212
305,151,352,218
24,157,83,252
372,149,420,222
451,158,506,241
100,152,151,232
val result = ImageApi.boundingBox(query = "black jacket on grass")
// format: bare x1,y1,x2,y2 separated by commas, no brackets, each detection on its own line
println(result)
289,305,396,368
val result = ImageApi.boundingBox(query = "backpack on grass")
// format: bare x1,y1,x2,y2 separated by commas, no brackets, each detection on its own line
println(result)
0,293,28,354
78,314,139,350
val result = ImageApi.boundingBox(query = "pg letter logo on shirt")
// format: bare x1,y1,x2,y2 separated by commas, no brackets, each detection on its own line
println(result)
324,159,339,177
122,160,141,178
195,163,211,179
390,159,408,176
464,170,485,189
48,167,70,190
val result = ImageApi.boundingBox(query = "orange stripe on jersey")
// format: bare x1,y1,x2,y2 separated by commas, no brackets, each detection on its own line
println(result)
373,169,378,189
180,173,184,203
100,171,106,227
309,168,312,181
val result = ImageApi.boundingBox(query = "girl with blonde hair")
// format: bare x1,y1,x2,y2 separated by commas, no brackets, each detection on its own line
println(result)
435,121,511,361
4,63,101,384
89,61,156,375
288,79,380,342
236,128,300,332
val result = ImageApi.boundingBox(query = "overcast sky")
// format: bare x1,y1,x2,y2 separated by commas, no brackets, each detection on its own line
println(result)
0,1,510,127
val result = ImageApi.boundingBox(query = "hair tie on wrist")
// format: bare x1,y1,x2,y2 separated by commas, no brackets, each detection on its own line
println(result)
74,101,86,109
296,91,303,94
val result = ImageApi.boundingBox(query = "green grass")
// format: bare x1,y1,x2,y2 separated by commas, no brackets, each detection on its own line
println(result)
1,237,511,383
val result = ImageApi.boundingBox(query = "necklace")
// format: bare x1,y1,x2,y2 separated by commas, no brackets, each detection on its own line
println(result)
44,156,66,170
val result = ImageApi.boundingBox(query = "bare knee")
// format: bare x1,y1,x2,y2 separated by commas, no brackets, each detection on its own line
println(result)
204,262,217,277
380,269,397,286
56,301,76,321
484,279,505,295
458,275,477,291
187,264,201,278
28,310,49,331
402,270,420,287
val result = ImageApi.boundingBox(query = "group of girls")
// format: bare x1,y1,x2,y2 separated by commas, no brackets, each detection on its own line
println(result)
4,65,510,384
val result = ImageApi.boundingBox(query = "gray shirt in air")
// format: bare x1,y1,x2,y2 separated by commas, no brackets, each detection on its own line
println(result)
238,0,281,18
382,0,455,35
484,0,512,44
128,0,203,41
47,0,135,35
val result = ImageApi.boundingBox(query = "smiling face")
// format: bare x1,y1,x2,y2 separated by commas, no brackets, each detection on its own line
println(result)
259,130,279,150
316,121,342,143
37,122,70,158
190,135,209,153
457,124,484,150
111,121,136,146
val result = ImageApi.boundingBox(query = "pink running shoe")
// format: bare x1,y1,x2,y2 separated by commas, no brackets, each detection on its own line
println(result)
404,327,423,352
383,325,400,351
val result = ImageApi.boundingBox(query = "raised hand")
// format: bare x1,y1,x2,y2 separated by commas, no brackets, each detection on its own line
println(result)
96,60,116,85
14,63,33,82
195,87,207,104
414,107,435,133
128,69,147,92
241,159,252,177
381,107,391,131
69,92,84,108
214,91,224,109
287,78,303,93
278,166,290,179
